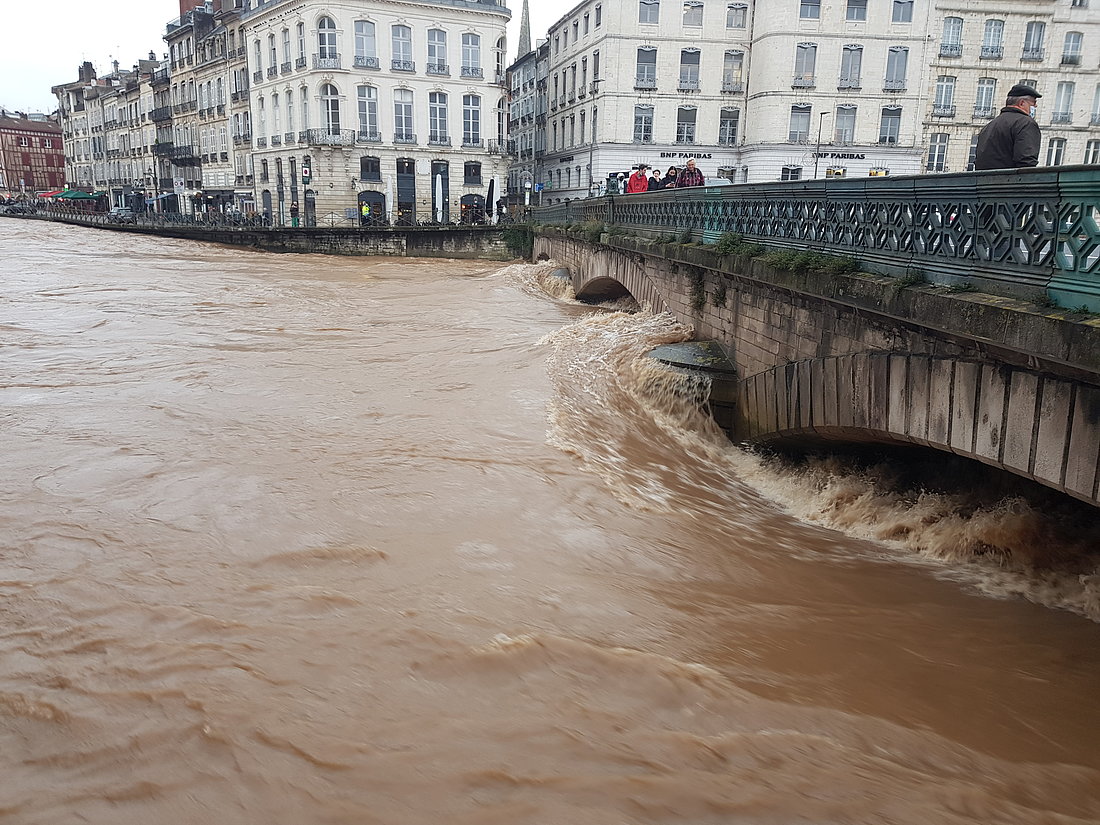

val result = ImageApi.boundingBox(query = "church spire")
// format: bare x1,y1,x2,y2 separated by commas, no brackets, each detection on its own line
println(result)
518,0,532,56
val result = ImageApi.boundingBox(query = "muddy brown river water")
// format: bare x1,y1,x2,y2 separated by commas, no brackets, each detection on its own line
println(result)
2,219,1099,824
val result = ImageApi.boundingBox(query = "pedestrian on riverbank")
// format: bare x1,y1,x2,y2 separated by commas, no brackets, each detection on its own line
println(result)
661,166,679,189
974,84,1042,170
290,202,300,228
648,170,663,191
675,159,705,188
626,164,651,194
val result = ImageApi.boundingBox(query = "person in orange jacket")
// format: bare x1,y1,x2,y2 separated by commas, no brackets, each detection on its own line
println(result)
626,164,651,194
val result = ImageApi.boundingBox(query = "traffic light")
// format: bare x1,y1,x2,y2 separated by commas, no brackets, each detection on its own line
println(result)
302,157,312,184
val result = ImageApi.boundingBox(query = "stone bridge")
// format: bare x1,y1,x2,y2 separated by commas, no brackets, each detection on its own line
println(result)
533,227,1100,509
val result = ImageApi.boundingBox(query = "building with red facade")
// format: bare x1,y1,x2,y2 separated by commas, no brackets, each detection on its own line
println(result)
0,112,65,196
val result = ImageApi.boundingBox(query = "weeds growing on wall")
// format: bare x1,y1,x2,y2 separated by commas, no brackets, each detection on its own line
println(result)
689,267,707,312
761,250,860,276
714,232,765,257
502,224,534,259
712,280,728,308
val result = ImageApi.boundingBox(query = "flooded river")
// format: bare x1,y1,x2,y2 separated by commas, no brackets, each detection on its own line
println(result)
2,219,1099,824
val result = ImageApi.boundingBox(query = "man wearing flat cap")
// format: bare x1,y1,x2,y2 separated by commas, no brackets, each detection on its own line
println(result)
974,84,1042,170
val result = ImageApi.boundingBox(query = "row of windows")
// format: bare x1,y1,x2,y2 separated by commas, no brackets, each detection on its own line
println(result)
635,0,750,27
255,83,505,145
11,136,56,148
630,105,742,145
932,78,1100,120
785,104,906,143
940,18,1085,61
552,5,603,55
927,134,1100,172
256,19,505,76
801,0,912,23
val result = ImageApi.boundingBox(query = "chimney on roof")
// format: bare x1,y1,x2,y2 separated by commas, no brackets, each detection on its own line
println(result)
179,0,204,16
149,51,157,61
78,61,96,83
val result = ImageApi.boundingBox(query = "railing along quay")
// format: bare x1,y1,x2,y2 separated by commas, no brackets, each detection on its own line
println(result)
532,165,1100,311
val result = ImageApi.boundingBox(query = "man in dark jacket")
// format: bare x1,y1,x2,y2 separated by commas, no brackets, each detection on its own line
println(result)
974,84,1042,170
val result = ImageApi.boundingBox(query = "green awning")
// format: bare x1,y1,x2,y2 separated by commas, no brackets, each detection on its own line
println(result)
55,190,98,200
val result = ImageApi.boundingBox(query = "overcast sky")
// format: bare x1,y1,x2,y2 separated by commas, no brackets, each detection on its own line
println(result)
0,0,560,114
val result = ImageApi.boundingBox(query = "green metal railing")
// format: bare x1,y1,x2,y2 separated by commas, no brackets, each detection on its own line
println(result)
532,165,1100,311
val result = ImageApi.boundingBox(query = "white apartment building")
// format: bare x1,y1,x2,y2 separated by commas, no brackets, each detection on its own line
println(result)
923,0,1100,174
244,0,511,225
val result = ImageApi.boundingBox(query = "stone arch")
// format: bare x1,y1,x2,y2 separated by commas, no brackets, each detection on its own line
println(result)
736,351,1100,506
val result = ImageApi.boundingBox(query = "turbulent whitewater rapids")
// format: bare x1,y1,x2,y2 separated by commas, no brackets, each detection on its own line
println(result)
2,220,1100,824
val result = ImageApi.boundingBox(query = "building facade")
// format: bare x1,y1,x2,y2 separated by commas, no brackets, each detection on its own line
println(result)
0,112,64,196
505,38,548,206
243,0,511,225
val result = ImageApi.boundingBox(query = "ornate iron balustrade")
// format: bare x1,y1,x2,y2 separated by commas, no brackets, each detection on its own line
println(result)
303,128,355,146
460,66,483,78
980,45,1003,59
355,55,381,69
722,79,744,93
940,43,962,57
530,166,1100,311
392,59,415,72
426,62,449,75
314,55,342,70
394,133,417,144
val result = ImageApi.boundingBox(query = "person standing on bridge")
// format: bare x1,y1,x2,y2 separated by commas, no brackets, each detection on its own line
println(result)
675,158,705,188
974,84,1042,170
626,164,651,194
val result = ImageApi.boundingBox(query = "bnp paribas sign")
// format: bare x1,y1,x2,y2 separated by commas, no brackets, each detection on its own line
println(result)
659,151,715,159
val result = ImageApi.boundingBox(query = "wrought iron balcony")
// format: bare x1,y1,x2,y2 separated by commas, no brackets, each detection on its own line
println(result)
253,70,263,83
355,55,381,69
426,62,449,75
973,106,996,119
932,104,956,117
428,134,451,146
152,69,171,87
462,138,484,148
461,66,483,78
267,67,278,78
1051,112,1072,124
285,132,296,144
394,132,417,144
392,59,415,72
721,79,743,93
314,55,342,70
295,56,307,69
883,79,906,91
1021,47,1045,61
281,62,292,74
634,76,657,90
791,74,815,88
980,45,1003,59
303,128,355,146
153,142,175,157
357,130,381,143
256,137,267,147
837,77,861,89
678,76,700,91
151,106,172,122
940,43,962,57
568,90,576,102
231,91,240,102
271,135,282,145
1061,53,1081,65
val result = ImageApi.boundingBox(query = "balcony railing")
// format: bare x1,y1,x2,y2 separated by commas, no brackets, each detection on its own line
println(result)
295,56,307,69
1092,113,1100,125
568,90,576,102
980,45,1003,59
394,132,417,144
151,106,172,122
153,142,175,157
721,79,744,93
678,76,700,91
792,75,815,88
487,139,509,154
253,70,263,83
428,134,451,145
1051,112,1073,124
426,62,449,75
462,138,484,148
355,55,381,69
460,66,483,78
267,67,278,78
837,77,861,89
1021,47,1045,61
635,76,657,90
357,130,382,142
303,128,355,146
392,59,415,72
883,79,906,91
285,132,296,144
1061,53,1081,65
271,135,282,145
281,62,292,74
932,104,956,117
940,43,962,57
973,106,996,119
256,137,267,147
314,55,342,70
231,91,240,102
674,134,696,145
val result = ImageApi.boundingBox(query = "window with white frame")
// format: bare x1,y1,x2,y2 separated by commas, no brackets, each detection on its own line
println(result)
942,17,962,50
356,21,377,60
835,105,856,143
1053,81,1075,121
679,50,700,87
926,133,949,171
975,78,997,115
1092,83,1100,123
800,0,820,19
394,89,413,139
318,17,337,60
934,76,956,114
718,107,739,144
683,1,703,26
639,0,660,24
297,23,305,59
723,51,744,87
272,92,281,133
269,34,277,69
595,4,602,25
320,83,340,133
1023,21,1045,57
878,106,901,142
1063,32,1083,64
463,94,481,145
676,107,697,143
392,25,412,64
781,166,802,180
300,85,309,130
461,33,481,73
1046,137,1066,165
794,43,816,84
726,3,747,27
982,20,1004,57
846,0,867,21
286,89,294,131
892,0,912,23
789,104,811,141
282,29,291,64
427,28,446,69
636,47,657,85
428,91,447,142
840,45,862,87
885,46,908,88
358,85,378,137
1085,139,1100,164
633,104,653,142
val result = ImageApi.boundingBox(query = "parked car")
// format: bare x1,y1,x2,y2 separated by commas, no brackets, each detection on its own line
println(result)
108,207,136,224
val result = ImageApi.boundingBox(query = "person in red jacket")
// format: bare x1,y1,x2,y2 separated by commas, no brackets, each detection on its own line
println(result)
626,164,651,193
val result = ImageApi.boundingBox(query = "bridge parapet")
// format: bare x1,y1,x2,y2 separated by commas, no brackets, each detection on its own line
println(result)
534,166,1100,312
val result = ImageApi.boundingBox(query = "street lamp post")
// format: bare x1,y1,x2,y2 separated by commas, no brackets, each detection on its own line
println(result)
814,111,831,179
